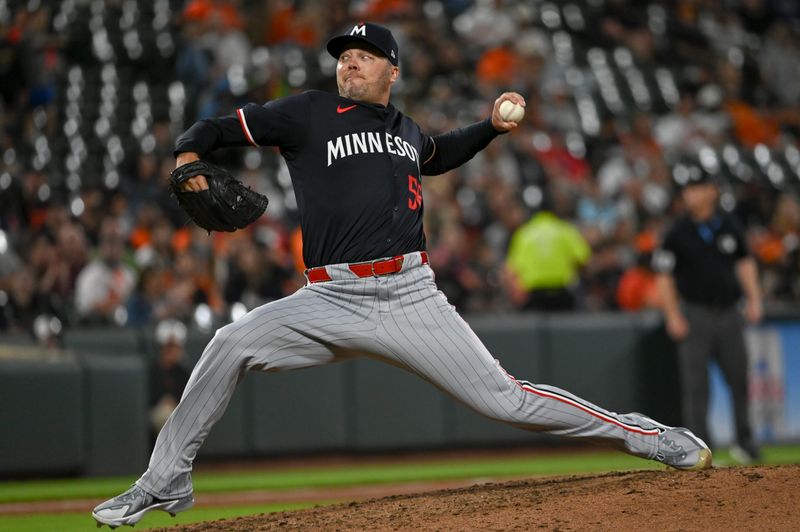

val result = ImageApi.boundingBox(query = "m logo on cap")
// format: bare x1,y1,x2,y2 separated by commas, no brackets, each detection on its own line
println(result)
350,24,366,36
326,22,399,66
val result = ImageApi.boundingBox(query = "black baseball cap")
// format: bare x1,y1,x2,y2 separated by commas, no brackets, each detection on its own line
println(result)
326,22,399,66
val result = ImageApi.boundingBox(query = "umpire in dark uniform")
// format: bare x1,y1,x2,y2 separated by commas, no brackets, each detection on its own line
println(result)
654,164,763,463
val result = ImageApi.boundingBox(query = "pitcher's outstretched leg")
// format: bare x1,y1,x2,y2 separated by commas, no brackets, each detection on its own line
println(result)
377,267,711,470
93,285,354,528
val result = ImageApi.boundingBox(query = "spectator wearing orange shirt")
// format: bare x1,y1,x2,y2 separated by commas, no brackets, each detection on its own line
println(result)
753,193,800,300
616,231,663,311
476,44,520,88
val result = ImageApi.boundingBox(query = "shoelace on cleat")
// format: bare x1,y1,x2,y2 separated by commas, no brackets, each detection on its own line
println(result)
115,487,145,504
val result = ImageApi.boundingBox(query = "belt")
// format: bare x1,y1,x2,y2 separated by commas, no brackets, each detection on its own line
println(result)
305,251,429,284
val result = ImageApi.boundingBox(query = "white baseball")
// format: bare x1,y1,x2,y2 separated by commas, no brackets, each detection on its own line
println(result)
499,100,525,123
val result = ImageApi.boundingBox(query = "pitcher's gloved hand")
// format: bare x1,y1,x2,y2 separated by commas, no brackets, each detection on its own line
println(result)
169,160,269,233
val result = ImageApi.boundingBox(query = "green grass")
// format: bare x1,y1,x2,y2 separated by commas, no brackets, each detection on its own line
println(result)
0,451,660,504
707,444,800,467
0,445,797,532
0,502,315,532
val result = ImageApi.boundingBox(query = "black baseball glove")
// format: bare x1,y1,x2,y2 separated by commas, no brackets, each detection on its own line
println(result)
169,160,269,233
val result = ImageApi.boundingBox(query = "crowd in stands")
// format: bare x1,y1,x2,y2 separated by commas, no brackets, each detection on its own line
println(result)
2,0,800,346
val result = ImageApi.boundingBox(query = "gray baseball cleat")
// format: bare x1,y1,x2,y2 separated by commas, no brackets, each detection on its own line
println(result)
655,426,713,470
632,412,712,471
92,485,194,528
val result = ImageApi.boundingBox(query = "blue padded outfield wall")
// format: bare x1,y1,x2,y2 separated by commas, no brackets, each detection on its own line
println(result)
708,321,800,446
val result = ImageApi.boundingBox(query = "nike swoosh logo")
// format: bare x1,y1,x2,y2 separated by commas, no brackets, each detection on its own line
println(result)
337,104,357,114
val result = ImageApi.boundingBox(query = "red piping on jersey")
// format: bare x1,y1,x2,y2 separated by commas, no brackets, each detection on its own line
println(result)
502,369,660,437
236,108,258,147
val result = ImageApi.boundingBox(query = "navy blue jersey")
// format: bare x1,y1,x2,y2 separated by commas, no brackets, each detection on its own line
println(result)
654,212,750,307
175,90,500,267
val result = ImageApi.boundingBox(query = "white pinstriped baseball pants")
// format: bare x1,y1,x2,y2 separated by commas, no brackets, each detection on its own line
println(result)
138,251,661,499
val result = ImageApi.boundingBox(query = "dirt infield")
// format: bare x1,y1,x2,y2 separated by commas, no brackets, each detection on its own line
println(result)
158,464,799,531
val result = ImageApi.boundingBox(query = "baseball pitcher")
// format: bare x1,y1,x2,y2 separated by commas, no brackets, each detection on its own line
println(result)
93,22,711,528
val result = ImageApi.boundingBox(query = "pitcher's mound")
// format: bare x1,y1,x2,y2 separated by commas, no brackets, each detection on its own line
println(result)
165,464,799,531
